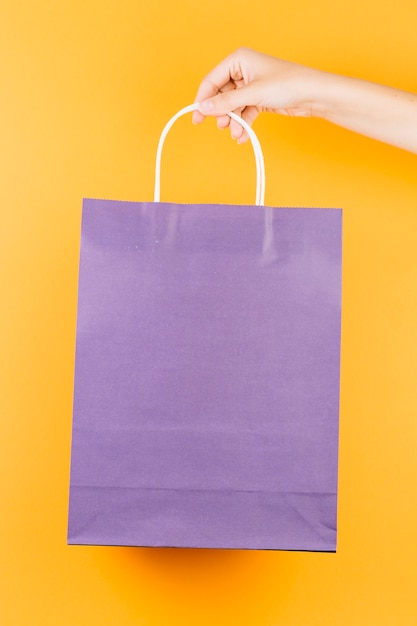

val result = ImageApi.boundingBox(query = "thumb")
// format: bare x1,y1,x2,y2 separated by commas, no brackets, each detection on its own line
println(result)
198,85,256,116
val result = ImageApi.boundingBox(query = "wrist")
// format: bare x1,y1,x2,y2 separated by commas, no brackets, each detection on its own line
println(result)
306,70,348,121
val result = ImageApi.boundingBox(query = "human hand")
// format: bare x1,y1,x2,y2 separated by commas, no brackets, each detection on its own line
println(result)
192,47,326,143
193,47,417,153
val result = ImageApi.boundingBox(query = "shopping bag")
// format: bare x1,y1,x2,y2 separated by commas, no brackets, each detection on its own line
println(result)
68,104,342,551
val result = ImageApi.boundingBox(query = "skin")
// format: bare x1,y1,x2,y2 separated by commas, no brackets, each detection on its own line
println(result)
192,47,417,153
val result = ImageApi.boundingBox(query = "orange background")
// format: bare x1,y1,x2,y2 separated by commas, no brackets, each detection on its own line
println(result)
1,1,417,624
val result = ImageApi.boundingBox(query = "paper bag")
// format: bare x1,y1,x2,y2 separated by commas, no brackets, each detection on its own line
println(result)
68,105,342,551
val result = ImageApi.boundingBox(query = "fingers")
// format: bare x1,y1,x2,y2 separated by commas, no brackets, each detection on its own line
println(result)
214,81,239,130
192,56,235,124
192,49,248,124
192,109,206,125
192,49,262,142
217,114,232,129
195,84,260,142
229,109,245,140
198,83,257,116
192,77,217,124
232,106,261,144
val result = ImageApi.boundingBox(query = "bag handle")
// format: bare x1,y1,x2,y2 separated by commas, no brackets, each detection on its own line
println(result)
154,103,266,206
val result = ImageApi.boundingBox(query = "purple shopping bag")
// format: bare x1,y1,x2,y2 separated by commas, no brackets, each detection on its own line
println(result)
68,105,342,551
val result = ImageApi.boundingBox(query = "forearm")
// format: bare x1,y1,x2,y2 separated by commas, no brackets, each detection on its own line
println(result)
313,73,417,153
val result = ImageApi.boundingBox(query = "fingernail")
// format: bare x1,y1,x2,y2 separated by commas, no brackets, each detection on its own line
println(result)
199,99,214,114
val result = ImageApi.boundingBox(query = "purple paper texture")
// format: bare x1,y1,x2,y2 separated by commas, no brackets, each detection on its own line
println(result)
68,199,342,551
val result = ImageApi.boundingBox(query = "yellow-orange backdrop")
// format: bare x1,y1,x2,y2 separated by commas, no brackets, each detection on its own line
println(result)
1,1,416,624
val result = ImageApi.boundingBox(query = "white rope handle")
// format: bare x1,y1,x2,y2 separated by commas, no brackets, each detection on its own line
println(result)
154,103,266,206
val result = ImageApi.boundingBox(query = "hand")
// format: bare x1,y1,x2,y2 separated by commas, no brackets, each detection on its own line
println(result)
192,47,326,143
193,47,417,153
